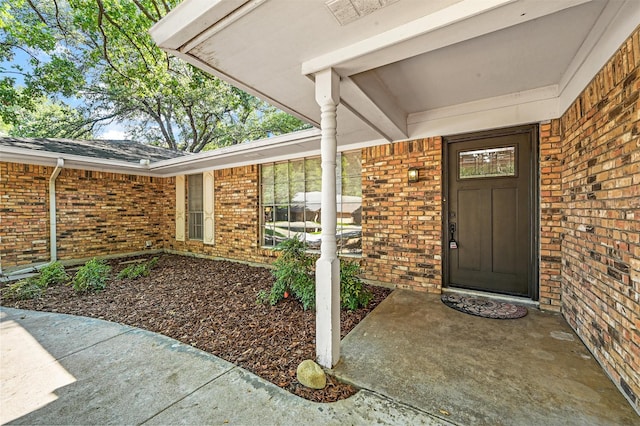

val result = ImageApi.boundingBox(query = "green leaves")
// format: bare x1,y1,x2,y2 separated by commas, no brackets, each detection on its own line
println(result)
71,258,111,293
1,0,309,151
117,257,159,280
1,262,69,300
9,96,93,138
269,237,316,310
263,237,372,311
340,261,372,311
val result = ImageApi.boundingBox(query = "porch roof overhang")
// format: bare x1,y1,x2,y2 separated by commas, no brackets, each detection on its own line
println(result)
150,0,640,144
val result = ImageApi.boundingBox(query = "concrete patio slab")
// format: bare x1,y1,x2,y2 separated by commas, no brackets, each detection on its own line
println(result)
1,308,236,425
332,290,639,425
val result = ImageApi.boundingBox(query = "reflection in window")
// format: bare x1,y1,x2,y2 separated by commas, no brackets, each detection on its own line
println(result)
188,174,203,240
261,151,362,255
459,146,516,179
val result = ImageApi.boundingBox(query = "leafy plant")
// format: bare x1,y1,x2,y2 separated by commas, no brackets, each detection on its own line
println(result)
2,277,45,300
71,258,111,293
1,261,69,300
117,257,159,280
256,289,268,305
39,261,68,286
340,261,372,311
262,236,372,311
269,236,316,310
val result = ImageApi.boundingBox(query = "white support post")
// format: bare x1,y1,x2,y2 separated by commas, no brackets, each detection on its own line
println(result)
314,68,341,368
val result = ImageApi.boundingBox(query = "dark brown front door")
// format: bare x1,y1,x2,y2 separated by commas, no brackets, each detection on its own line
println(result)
446,126,535,297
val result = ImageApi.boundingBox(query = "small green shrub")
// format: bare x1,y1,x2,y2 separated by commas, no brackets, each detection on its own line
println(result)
1,262,69,300
72,258,111,293
117,257,159,280
2,277,45,300
39,262,68,286
340,261,372,311
269,236,316,310
262,237,372,311
256,289,268,305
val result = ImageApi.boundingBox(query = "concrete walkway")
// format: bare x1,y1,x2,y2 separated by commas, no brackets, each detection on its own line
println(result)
0,306,448,425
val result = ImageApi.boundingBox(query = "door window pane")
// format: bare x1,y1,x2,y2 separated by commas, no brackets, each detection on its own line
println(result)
459,146,516,179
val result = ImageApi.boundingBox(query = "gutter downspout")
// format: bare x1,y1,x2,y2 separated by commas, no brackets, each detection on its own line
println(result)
2,158,64,278
50,158,64,262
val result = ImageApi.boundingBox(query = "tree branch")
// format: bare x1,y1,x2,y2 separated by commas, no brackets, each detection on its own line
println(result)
98,1,152,73
95,0,132,81
25,0,47,24
131,0,160,22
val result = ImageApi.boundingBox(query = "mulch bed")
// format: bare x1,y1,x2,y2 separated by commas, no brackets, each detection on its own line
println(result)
0,254,391,402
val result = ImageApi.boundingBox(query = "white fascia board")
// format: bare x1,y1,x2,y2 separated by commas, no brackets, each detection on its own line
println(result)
150,129,322,174
180,0,268,53
149,0,247,50
0,148,155,176
150,130,386,176
302,0,591,77
407,85,559,138
558,0,640,115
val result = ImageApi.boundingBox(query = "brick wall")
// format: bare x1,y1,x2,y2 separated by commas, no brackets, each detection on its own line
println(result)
360,138,443,292
166,165,276,265
55,169,168,259
0,163,50,268
0,163,169,270
560,26,639,410
539,120,564,311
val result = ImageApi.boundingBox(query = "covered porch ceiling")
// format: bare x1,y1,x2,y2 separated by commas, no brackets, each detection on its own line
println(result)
151,0,640,146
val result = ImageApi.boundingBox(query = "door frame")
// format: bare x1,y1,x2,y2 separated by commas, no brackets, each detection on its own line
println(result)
442,124,540,300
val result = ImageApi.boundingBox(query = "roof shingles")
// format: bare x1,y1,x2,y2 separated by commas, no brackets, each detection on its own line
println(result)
0,137,185,163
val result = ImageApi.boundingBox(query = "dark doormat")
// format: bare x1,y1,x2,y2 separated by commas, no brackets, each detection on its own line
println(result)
441,294,528,319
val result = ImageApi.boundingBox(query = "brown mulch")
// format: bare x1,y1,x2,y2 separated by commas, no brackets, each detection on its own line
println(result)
0,254,391,403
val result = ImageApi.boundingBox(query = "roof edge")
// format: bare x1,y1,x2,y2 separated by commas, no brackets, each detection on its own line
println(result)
0,147,156,176
0,129,325,177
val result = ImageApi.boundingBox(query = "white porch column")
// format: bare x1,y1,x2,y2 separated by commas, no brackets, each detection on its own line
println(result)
314,68,341,368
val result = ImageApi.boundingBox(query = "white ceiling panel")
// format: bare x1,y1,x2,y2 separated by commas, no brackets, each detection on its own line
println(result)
364,0,607,112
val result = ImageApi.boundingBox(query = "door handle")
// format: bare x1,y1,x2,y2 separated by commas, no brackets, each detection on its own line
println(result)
449,223,458,249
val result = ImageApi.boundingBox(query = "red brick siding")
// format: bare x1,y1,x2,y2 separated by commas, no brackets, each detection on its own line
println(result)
55,169,168,259
539,120,564,311
0,163,50,268
361,138,443,292
166,165,276,265
560,26,639,410
0,164,170,270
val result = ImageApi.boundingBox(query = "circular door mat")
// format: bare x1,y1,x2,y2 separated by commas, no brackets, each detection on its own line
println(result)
441,294,528,319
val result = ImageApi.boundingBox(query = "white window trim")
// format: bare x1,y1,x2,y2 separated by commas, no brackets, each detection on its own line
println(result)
203,170,215,245
175,175,186,242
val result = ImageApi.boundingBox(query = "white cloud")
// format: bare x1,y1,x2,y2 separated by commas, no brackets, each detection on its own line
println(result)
97,128,127,140
97,121,128,140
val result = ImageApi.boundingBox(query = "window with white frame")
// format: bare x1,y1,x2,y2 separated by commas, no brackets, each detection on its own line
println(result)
188,174,203,240
261,151,362,255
